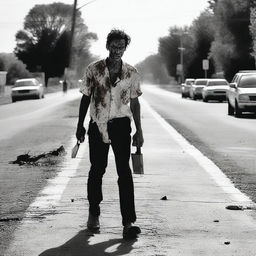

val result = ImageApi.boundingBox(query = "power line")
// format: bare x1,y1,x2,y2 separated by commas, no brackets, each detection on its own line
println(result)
77,0,97,10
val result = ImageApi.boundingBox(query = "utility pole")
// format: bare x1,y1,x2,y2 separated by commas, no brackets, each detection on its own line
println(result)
64,0,96,86
69,0,78,69
63,0,77,93
67,0,96,69
178,35,185,83
175,31,188,84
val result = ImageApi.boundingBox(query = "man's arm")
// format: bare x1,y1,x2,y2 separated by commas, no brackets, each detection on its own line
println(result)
76,94,91,142
130,97,144,147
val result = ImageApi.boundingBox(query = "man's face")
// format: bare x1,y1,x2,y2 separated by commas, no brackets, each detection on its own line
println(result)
108,39,126,61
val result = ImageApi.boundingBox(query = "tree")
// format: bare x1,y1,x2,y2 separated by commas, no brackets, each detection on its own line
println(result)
210,0,254,81
158,10,216,81
208,0,219,13
136,54,170,84
158,26,194,80
72,28,98,77
186,10,215,78
250,0,256,62
0,58,5,71
7,62,31,84
0,53,31,84
15,2,97,86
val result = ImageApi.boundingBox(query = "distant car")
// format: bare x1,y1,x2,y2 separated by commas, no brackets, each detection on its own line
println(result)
189,78,208,100
202,79,229,102
11,78,45,102
227,74,256,117
181,78,195,98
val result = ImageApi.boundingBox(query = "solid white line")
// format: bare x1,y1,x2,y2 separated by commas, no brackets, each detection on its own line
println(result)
25,128,88,218
141,96,252,204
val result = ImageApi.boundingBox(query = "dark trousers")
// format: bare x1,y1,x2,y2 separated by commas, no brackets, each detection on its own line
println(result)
87,117,136,226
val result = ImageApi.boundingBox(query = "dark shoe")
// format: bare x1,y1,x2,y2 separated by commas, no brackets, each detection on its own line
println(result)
123,223,141,240
87,213,100,231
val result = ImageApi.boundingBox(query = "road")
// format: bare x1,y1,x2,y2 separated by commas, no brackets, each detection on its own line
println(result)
0,90,81,252
1,84,256,253
142,84,256,203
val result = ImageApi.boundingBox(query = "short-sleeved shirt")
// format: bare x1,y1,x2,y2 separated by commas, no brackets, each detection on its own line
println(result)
80,58,142,143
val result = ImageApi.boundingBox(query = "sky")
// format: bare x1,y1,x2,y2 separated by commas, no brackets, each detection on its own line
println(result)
0,0,209,65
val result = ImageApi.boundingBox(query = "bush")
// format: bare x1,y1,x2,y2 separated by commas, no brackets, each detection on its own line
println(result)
6,62,31,84
0,53,31,84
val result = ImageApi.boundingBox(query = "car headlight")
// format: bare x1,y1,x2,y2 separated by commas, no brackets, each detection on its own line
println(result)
239,94,249,101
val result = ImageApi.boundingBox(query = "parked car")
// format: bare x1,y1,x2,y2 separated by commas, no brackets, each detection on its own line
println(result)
202,79,229,102
231,70,256,83
11,78,45,102
189,78,208,100
181,78,195,98
227,74,256,117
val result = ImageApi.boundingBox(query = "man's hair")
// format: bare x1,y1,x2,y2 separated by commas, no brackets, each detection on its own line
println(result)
106,29,131,49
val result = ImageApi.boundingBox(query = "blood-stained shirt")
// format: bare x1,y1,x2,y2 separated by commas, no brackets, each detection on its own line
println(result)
80,58,142,143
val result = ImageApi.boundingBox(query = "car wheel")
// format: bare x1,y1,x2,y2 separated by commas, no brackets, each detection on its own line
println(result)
234,101,242,117
11,97,16,103
203,97,208,102
181,93,185,98
228,101,234,115
192,94,197,100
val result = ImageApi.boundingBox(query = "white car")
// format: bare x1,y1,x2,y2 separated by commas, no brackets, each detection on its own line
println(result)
189,78,208,100
11,78,45,102
227,74,256,117
202,79,229,102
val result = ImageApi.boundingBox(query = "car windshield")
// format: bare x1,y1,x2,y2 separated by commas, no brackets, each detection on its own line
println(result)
195,80,207,85
239,76,256,88
207,80,228,86
14,80,36,87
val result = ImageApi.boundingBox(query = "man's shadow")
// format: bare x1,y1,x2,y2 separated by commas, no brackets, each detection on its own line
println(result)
39,229,136,256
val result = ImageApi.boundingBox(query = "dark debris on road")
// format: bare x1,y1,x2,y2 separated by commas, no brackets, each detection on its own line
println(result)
9,146,66,166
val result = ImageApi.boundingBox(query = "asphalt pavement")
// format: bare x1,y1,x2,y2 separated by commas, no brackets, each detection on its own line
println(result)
4,97,256,256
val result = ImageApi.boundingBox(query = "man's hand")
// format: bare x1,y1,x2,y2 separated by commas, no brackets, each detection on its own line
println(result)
132,129,144,147
76,126,86,143
130,97,143,147
76,94,90,143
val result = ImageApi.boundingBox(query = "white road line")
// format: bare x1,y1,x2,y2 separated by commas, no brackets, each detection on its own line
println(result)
141,97,253,204
25,133,88,218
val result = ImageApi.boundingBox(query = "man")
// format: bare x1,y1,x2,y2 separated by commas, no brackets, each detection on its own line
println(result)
62,79,68,94
76,29,143,239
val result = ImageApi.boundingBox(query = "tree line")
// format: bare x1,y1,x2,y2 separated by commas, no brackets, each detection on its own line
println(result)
137,0,256,83
2,1,256,85
0,2,97,85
